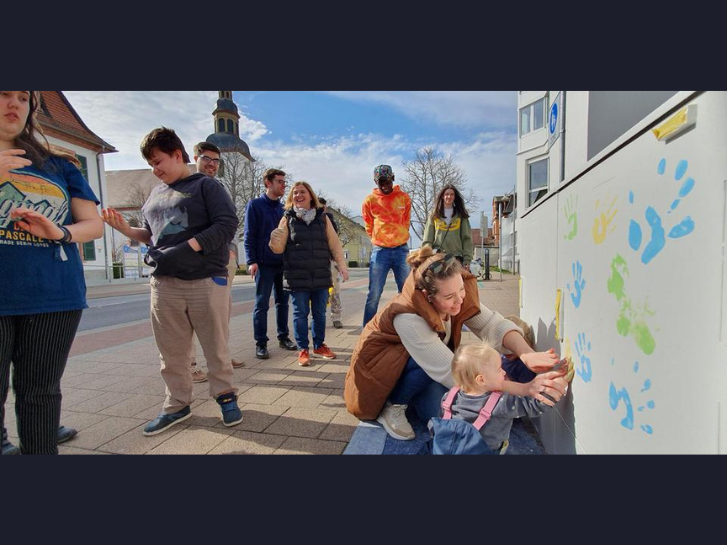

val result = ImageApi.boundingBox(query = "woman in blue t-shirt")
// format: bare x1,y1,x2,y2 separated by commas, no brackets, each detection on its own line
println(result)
0,91,104,454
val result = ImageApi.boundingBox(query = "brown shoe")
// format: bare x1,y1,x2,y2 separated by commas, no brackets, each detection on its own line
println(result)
313,343,336,360
298,349,311,367
231,359,246,369
191,365,208,383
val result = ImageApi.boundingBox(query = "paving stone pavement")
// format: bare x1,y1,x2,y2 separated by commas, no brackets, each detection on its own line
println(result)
3,271,526,455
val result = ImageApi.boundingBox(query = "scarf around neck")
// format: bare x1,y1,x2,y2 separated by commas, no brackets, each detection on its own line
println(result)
293,206,317,225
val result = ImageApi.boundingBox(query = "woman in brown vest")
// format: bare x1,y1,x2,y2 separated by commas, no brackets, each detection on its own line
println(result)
344,247,566,441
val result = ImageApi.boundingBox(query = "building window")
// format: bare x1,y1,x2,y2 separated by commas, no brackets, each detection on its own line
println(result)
75,154,89,180
218,119,225,132
227,119,233,133
528,157,549,206
82,241,96,261
520,97,546,136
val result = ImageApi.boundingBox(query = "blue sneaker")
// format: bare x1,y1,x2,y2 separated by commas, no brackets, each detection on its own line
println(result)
143,406,192,436
216,393,243,427
57,426,78,444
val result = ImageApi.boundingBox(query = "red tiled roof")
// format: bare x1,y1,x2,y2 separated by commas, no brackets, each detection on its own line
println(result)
36,91,117,154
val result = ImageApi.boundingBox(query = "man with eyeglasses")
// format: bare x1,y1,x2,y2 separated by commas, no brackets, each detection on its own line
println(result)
243,168,297,359
187,142,245,382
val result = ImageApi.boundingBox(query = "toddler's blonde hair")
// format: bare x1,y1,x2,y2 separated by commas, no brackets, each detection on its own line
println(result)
451,342,500,392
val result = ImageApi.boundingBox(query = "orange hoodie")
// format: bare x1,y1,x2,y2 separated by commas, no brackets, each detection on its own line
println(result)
361,185,411,247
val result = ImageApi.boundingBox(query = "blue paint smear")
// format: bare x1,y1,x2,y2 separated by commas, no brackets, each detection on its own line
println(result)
674,160,688,181
679,177,695,198
629,190,635,204
657,159,666,175
641,379,652,392
641,207,665,265
629,219,643,251
668,217,695,239
640,425,654,434
609,382,634,430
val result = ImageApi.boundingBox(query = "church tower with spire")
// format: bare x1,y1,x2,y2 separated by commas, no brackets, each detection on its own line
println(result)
206,91,254,162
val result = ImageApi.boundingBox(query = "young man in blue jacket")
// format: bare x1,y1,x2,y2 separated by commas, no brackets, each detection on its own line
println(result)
243,169,297,359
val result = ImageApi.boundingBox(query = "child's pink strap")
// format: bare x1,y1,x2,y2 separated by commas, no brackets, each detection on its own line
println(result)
472,392,502,430
441,387,460,419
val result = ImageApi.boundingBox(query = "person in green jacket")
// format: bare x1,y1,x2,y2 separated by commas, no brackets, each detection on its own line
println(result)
422,185,473,267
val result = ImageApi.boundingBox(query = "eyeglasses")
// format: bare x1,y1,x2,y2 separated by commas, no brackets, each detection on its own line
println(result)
427,253,455,275
199,155,221,165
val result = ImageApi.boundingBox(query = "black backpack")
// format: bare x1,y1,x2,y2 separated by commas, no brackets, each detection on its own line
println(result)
428,387,502,455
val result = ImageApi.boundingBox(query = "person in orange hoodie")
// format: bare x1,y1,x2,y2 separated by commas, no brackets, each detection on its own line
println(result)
361,164,411,326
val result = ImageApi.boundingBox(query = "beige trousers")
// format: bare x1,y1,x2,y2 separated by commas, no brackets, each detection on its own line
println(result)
150,276,235,414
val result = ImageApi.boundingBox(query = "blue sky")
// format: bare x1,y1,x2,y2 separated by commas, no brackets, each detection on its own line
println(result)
64,91,519,237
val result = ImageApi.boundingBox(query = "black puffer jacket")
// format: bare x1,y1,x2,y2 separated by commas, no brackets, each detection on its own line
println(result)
282,208,332,292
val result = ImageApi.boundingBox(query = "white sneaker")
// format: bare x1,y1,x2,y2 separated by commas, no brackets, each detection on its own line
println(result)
376,402,415,441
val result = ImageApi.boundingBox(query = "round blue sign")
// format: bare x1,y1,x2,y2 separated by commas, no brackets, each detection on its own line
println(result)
549,103,558,134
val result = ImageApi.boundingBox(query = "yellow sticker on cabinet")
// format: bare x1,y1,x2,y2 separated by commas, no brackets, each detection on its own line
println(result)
555,288,563,341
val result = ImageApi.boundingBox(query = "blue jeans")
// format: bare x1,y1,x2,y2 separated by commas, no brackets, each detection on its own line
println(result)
363,244,410,326
253,264,290,346
389,356,448,423
290,289,329,350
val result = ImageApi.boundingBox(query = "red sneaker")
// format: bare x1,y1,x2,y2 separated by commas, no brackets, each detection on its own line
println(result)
313,344,336,360
298,349,311,367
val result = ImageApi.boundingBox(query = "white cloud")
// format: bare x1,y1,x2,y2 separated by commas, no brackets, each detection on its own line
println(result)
323,91,517,129
64,91,267,169
63,91,516,230
253,131,516,228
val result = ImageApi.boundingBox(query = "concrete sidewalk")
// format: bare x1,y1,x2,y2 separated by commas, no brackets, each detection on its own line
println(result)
4,272,526,455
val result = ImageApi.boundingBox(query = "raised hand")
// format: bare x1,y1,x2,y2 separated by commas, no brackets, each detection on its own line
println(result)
525,369,568,406
101,207,130,233
0,149,32,179
10,207,64,241
269,227,286,246
520,348,560,373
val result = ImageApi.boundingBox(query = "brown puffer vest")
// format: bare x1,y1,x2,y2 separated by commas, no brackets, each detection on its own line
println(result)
344,269,481,420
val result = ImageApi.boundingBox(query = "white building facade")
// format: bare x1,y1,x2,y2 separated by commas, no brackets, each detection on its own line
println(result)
516,91,727,453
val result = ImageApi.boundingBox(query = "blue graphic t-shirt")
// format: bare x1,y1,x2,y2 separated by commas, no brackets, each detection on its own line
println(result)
0,155,99,316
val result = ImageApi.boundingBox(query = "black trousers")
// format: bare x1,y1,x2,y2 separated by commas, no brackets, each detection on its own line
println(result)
0,310,82,455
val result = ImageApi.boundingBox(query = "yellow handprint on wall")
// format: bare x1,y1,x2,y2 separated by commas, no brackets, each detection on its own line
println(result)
592,197,617,245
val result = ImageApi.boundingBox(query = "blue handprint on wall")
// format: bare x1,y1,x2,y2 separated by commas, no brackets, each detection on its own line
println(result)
609,360,654,434
628,158,696,265
567,260,586,309
574,332,592,383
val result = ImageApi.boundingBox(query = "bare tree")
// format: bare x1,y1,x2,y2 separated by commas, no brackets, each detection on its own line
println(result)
216,152,293,247
218,152,265,237
110,181,153,260
400,147,479,241
123,181,153,227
